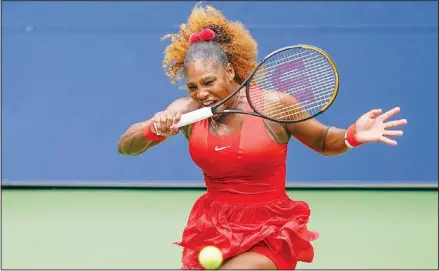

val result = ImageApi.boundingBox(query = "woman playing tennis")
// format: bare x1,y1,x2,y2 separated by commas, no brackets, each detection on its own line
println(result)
118,4,407,270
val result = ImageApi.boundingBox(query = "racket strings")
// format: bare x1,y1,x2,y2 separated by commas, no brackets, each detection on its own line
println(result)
251,52,333,116
247,48,336,121
259,90,335,120
251,71,334,118
255,79,333,117
253,84,335,118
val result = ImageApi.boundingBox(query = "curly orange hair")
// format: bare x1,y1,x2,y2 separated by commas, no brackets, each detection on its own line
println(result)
162,3,258,84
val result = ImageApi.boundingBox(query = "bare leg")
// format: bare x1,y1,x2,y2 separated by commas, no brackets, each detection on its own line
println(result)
220,252,277,270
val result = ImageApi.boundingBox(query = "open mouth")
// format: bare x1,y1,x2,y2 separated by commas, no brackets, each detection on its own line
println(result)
202,101,218,107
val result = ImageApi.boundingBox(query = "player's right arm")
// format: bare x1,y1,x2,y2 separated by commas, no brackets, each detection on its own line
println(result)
118,97,200,156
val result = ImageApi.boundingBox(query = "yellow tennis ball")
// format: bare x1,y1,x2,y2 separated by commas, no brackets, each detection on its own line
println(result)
198,245,223,270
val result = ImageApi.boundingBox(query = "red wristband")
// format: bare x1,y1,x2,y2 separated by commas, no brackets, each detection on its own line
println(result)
345,124,363,148
144,122,165,141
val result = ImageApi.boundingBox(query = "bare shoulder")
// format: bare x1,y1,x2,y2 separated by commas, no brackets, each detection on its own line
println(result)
250,90,291,143
256,89,308,123
259,90,329,148
259,89,300,108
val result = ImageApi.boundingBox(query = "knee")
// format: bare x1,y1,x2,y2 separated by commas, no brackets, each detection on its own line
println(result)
220,252,277,270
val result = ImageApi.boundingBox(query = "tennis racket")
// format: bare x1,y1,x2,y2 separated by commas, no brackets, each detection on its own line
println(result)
174,44,339,128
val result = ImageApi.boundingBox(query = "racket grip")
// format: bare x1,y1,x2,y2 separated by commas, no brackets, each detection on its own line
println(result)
174,107,214,128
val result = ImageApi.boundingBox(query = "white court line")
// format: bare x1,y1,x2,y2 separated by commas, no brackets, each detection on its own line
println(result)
1,180,437,189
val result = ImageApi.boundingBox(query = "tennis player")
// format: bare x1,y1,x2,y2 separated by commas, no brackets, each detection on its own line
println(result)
118,4,407,270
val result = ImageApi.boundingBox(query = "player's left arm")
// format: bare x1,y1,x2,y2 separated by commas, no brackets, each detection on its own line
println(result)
264,90,407,155
286,120,349,156
285,106,407,156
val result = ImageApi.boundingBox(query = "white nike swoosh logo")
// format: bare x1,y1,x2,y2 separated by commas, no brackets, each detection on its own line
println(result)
215,146,231,151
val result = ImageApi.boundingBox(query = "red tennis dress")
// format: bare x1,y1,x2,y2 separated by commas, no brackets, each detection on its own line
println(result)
175,113,319,269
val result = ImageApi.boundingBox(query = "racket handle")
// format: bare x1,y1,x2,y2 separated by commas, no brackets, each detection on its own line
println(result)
174,107,214,128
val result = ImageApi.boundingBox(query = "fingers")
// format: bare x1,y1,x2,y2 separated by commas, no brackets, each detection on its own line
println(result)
159,113,168,135
165,111,174,135
153,113,162,136
170,112,182,134
378,107,401,121
384,119,407,129
365,109,383,118
380,135,398,146
383,130,403,137
153,111,180,136
152,122,160,135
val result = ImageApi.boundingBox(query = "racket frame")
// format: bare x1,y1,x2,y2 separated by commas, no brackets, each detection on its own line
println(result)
212,44,340,123
175,44,340,128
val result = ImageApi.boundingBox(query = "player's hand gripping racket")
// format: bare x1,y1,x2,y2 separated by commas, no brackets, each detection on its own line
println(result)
174,44,339,128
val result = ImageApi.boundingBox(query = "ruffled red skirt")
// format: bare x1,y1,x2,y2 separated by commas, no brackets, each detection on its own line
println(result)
175,192,319,270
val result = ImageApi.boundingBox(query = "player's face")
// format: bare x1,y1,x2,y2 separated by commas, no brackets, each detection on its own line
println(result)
185,59,238,110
